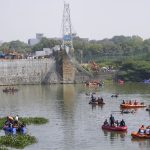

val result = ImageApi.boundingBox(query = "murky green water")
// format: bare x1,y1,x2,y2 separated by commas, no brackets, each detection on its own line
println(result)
0,83,150,150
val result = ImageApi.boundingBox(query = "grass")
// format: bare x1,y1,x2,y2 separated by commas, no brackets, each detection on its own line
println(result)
0,134,37,149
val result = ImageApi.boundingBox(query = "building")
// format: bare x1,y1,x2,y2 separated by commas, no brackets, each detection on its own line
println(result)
28,33,44,46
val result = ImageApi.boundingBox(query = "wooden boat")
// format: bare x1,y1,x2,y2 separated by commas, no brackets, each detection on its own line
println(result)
102,125,127,131
131,131,150,139
120,103,146,108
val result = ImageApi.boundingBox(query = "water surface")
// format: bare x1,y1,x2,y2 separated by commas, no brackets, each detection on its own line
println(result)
0,83,150,150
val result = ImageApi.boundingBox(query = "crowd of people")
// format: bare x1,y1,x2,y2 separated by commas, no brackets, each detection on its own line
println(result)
122,100,144,105
4,115,26,132
103,114,126,127
3,87,18,93
90,93,104,104
138,125,150,135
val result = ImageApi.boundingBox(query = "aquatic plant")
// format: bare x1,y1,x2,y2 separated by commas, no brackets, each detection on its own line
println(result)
0,145,8,150
0,117,7,129
20,117,49,125
0,134,37,149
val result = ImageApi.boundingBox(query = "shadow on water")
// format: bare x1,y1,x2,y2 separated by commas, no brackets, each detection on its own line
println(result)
56,84,76,150
91,104,104,111
131,138,150,149
103,129,127,142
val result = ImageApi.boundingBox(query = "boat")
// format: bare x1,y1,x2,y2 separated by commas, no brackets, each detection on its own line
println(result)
120,103,146,108
89,100,105,105
131,131,150,139
118,80,125,84
85,80,103,87
102,125,127,131
3,87,19,93
3,125,27,135
111,94,119,98
144,79,150,84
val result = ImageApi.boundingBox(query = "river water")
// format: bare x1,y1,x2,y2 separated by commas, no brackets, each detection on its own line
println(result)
0,83,150,150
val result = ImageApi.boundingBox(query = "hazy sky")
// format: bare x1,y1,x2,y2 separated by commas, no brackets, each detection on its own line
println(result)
0,0,150,43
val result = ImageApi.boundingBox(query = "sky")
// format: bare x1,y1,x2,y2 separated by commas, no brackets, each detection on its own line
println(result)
0,0,150,43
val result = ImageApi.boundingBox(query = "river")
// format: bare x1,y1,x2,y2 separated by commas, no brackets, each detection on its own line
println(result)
0,83,150,150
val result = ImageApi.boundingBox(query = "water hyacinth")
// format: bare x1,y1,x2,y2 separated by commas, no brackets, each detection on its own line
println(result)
0,116,48,149
0,134,37,149
20,117,49,125
0,117,7,129
0,145,8,150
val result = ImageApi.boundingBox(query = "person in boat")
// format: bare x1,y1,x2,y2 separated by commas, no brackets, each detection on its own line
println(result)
103,119,109,126
129,100,132,105
91,93,96,102
109,114,115,126
115,120,119,127
5,87,9,92
122,100,125,104
5,116,14,128
138,125,145,134
8,87,12,91
97,97,103,104
120,119,125,127
100,97,103,102
13,120,19,128
11,87,15,92
15,115,19,121
134,100,138,105
145,126,150,135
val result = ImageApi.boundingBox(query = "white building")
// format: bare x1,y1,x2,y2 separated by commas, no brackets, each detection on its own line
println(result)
28,33,44,46
43,48,53,55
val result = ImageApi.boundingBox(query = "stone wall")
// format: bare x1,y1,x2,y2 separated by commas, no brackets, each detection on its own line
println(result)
62,54,75,83
0,59,59,85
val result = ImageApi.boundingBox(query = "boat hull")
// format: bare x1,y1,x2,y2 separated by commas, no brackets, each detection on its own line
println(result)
120,104,146,108
102,125,127,131
89,101,105,105
3,126,27,135
131,131,150,139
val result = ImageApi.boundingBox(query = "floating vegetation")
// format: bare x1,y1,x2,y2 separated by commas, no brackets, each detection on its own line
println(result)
0,117,7,129
0,145,8,150
0,116,48,149
0,134,37,149
20,117,49,125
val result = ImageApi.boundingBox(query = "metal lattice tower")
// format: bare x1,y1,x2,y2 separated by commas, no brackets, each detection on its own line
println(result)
62,2,74,55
